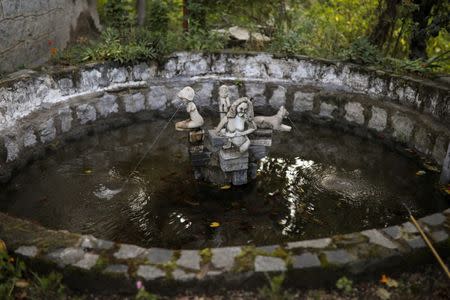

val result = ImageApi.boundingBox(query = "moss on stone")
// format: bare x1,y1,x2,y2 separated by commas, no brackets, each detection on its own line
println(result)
200,248,212,265
233,246,257,272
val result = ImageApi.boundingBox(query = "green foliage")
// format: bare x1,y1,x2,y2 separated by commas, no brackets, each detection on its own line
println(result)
29,272,65,300
336,276,354,294
146,0,170,37
258,273,294,300
0,251,26,283
104,0,136,28
343,37,382,65
61,27,159,64
182,26,227,51
136,288,158,300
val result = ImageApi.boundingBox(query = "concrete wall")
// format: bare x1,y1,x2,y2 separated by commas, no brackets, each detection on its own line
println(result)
0,0,100,74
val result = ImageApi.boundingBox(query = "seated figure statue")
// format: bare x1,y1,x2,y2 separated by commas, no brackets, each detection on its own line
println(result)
175,86,204,131
214,97,256,153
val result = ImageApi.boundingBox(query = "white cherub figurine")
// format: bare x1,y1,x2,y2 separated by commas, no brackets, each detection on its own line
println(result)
175,86,204,131
218,85,231,121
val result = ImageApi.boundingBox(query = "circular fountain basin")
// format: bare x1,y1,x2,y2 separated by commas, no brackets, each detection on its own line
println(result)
0,52,449,293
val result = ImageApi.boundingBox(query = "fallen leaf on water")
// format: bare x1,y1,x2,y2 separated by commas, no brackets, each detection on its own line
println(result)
376,287,391,300
416,170,426,176
0,240,7,252
184,199,200,206
15,280,30,288
210,222,220,228
380,274,389,284
220,185,231,190
268,189,279,196
84,169,93,174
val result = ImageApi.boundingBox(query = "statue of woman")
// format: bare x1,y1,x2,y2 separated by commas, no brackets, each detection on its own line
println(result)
214,97,256,153
175,86,204,131
218,85,231,121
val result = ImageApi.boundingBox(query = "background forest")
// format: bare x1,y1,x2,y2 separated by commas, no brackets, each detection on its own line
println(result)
58,0,450,75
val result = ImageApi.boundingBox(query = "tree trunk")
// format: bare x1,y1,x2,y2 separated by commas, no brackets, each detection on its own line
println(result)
369,0,401,47
409,0,438,60
136,0,146,27
183,0,189,32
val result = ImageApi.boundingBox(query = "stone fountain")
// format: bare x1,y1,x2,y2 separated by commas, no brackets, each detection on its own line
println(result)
175,85,292,185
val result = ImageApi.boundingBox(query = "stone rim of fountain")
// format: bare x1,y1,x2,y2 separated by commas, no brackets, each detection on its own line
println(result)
0,52,449,293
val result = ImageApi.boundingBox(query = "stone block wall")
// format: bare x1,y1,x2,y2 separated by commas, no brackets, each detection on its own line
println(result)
0,0,100,73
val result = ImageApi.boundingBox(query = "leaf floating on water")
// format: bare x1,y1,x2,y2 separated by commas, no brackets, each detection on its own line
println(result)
380,274,389,284
220,185,231,190
0,239,7,252
415,170,426,176
184,199,200,206
210,222,220,228
84,169,93,175
423,163,439,172
380,274,398,288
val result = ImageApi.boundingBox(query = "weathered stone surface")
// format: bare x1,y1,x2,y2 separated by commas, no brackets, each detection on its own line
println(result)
58,107,73,133
414,127,433,154
108,68,128,83
177,250,201,270
133,63,154,81
440,143,450,184
58,78,74,96
368,106,387,132
323,249,354,265
79,235,114,250
0,0,100,73
80,69,105,91
254,256,286,272
430,230,448,243
39,118,56,143
147,86,167,110
147,248,173,264
287,238,332,249
219,150,249,172
382,226,402,240
269,86,286,108
292,253,321,269
419,213,446,226
391,114,414,143
104,264,129,274
47,247,85,266
406,236,426,249
319,102,337,118
23,128,37,148
433,136,448,165
15,246,38,258
293,91,315,112
4,136,19,162
361,229,398,249
183,54,209,76
256,245,278,253
137,265,166,280
344,102,365,125
229,26,250,41
95,94,118,117
245,83,266,106
114,244,147,259
123,93,146,113
73,253,99,270
402,222,418,234
76,104,97,125
232,169,248,185
172,269,196,281
194,82,214,107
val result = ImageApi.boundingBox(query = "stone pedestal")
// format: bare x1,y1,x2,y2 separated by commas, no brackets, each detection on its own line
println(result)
249,129,273,147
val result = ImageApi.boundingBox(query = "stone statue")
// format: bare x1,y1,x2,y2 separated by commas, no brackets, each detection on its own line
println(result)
175,86,205,131
215,97,256,153
254,106,292,132
218,85,231,121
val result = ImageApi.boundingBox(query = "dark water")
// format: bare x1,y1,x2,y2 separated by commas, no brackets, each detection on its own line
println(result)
0,118,447,249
